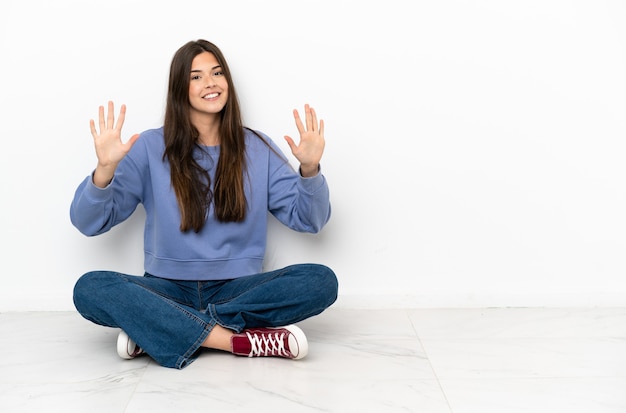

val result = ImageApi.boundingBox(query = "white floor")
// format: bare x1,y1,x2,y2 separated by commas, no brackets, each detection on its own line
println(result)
1,307,625,413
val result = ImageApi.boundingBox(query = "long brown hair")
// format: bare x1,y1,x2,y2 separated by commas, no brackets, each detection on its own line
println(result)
163,39,247,233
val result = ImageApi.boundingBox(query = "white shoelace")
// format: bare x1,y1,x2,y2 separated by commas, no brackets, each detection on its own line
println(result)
246,331,289,357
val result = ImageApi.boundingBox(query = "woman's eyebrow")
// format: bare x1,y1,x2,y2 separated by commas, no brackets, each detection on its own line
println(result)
191,65,222,73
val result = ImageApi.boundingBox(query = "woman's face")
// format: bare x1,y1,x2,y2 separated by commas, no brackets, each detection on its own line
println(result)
188,51,229,121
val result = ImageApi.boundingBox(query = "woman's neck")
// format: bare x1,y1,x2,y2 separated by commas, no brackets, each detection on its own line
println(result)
193,116,221,146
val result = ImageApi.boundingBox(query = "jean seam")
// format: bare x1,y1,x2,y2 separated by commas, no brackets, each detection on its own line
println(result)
176,319,217,369
208,303,242,332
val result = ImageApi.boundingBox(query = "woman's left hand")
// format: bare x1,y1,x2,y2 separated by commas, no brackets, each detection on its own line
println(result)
284,104,325,177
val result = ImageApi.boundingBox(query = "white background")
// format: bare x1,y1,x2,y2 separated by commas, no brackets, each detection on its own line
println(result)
0,0,624,310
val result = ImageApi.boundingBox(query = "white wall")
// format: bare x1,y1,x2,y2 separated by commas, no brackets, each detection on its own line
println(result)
1,0,624,311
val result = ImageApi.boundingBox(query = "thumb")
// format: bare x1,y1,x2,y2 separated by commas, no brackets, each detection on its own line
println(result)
284,135,296,152
127,133,140,146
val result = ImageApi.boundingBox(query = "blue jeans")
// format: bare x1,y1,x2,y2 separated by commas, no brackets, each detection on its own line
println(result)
73,264,338,369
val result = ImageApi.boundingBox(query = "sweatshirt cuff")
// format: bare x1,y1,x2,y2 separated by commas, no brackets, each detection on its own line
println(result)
83,172,114,202
298,165,326,194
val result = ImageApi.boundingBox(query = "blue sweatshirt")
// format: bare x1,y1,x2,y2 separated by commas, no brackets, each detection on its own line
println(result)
70,127,331,281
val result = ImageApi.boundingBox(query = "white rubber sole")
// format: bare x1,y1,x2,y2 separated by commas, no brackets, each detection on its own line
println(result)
116,330,136,360
281,325,308,360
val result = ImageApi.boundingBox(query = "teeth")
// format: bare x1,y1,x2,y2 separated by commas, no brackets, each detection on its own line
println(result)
204,93,219,99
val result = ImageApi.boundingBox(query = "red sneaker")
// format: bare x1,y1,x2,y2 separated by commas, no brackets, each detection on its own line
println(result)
231,325,308,360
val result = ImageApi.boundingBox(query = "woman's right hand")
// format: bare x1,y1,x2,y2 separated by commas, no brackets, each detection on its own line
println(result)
90,101,139,188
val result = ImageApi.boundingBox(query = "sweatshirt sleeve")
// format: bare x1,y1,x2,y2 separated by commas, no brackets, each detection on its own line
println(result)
69,143,145,237
266,143,331,233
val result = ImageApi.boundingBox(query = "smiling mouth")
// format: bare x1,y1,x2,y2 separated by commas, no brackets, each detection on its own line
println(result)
203,93,219,99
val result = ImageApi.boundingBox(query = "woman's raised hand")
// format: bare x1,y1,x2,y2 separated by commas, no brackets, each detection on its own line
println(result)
284,104,325,178
90,101,139,187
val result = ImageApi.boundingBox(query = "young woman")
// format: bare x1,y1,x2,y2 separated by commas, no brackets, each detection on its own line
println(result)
70,39,338,369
